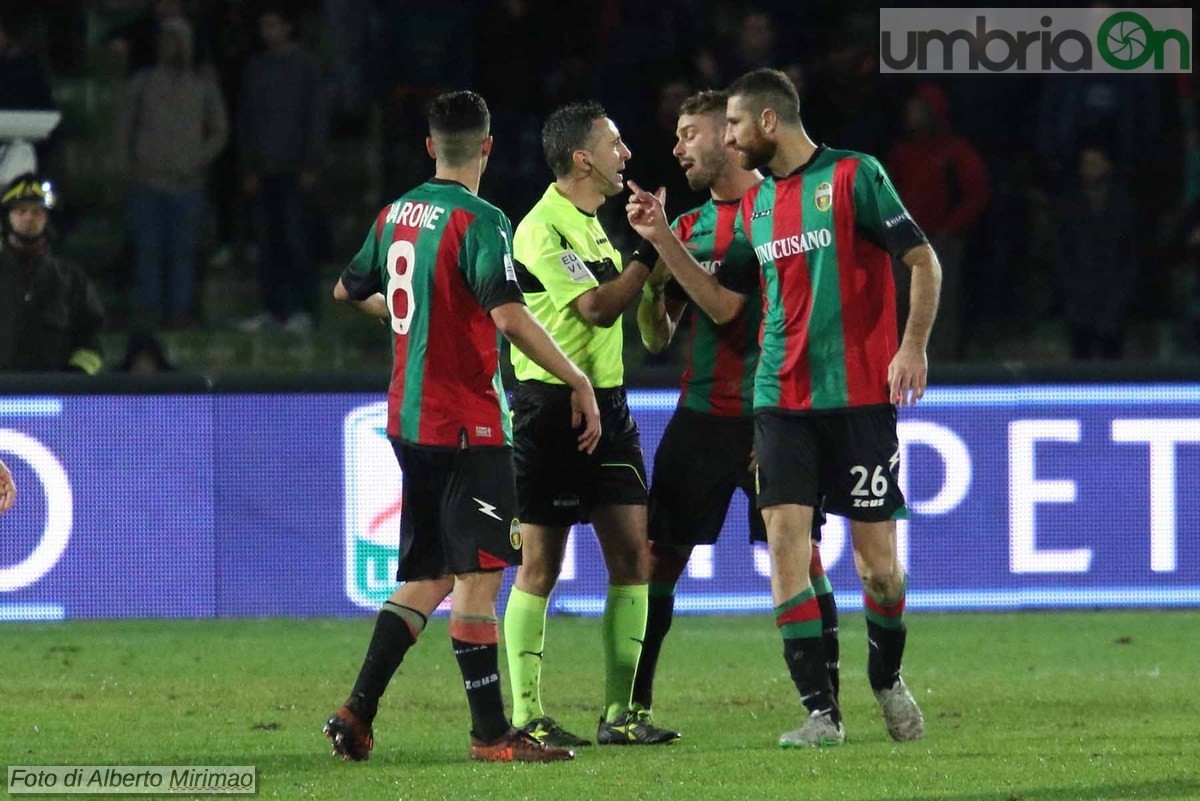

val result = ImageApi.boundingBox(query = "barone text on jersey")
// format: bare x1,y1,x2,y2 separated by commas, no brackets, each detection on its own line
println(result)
752,227,833,265
386,200,445,230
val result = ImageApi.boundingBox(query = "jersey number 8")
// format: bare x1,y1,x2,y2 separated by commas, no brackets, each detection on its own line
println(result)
386,240,416,335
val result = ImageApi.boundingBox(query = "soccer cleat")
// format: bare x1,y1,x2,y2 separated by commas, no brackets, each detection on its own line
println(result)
323,701,375,762
874,677,925,741
517,716,592,748
470,728,575,762
778,709,845,748
596,708,682,745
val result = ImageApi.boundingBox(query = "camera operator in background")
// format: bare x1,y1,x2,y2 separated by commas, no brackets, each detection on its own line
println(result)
0,174,105,374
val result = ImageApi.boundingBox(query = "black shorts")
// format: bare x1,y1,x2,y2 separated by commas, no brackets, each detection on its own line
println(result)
648,408,765,546
392,442,522,582
513,381,648,527
754,405,908,522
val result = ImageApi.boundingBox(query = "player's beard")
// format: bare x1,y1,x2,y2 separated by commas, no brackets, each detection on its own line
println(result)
737,132,775,172
685,148,727,192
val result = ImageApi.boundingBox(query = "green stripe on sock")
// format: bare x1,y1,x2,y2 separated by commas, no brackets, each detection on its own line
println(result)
779,620,824,639
864,608,905,629
773,586,816,617
810,575,833,596
648,582,676,598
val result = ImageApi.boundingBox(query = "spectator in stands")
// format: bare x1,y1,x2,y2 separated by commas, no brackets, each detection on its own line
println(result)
106,0,188,76
118,330,175,374
236,7,326,335
115,17,228,329
1036,73,1161,182
1053,143,1137,360
0,174,105,374
888,84,989,360
0,10,55,112
718,10,779,83
0,9,58,169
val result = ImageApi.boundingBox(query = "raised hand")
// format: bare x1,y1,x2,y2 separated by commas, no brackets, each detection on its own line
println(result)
626,181,670,241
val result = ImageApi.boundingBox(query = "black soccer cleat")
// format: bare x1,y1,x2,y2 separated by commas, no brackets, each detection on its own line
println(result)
516,716,592,748
596,708,681,745
323,696,375,762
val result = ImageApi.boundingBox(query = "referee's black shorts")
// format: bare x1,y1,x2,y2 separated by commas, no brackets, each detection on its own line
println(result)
512,381,648,527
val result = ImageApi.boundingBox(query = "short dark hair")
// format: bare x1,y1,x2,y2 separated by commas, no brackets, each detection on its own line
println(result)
427,91,490,166
542,101,607,178
727,69,801,124
679,90,728,118
259,6,299,33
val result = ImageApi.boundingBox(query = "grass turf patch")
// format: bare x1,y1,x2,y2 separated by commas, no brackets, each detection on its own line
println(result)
3,611,1197,800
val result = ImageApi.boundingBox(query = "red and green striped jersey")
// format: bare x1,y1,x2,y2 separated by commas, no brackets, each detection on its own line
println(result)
664,198,761,417
340,178,525,448
725,147,927,412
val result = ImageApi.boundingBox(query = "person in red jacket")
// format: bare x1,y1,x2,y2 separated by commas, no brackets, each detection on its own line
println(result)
888,84,989,360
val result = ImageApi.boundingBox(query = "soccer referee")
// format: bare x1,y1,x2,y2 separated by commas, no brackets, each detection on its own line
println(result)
504,101,678,746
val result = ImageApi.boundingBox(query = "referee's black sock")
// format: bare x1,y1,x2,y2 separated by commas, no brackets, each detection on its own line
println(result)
349,601,427,720
450,616,509,742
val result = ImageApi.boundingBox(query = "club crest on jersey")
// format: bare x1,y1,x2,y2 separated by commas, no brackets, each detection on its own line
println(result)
509,518,522,550
814,182,833,212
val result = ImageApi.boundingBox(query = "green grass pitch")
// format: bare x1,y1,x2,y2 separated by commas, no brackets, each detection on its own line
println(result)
4,611,1198,800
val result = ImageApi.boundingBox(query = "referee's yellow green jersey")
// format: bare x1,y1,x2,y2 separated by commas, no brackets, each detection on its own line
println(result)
510,183,625,388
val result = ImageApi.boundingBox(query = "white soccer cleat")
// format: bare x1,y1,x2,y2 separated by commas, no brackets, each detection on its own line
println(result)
874,677,925,741
778,708,845,748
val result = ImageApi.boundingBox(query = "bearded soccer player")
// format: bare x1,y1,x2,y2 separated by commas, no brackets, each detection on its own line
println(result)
503,101,677,746
323,90,600,764
630,68,939,747
630,90,841,725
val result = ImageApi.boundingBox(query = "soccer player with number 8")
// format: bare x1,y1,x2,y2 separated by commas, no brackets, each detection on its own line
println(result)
325,91,600,764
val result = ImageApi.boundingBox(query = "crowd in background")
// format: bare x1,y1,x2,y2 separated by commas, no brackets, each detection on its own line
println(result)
3,0,1200,370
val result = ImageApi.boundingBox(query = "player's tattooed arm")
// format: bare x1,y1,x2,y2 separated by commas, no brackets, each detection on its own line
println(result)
333,279,389,319
626,180,745,325
888,243,942,407
636,263,685,353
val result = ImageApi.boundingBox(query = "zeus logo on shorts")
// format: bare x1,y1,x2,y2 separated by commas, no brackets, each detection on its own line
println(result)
474,497,503,521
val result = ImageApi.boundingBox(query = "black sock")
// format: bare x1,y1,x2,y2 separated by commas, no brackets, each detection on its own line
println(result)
452,638,509,742
632,590,675,709
349,603,425,720
782,637,840,725
816,592,840,700
867,620,907,691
